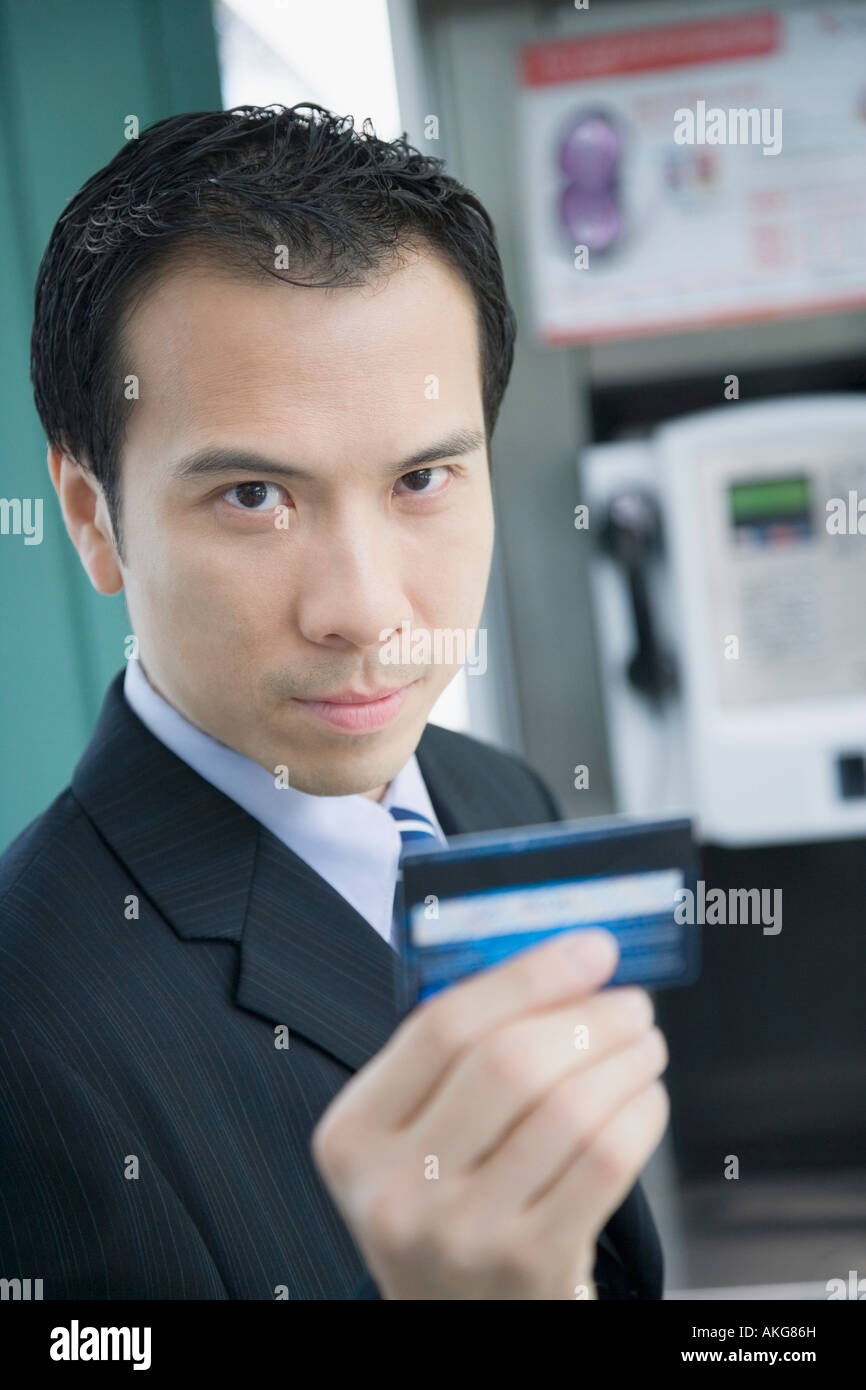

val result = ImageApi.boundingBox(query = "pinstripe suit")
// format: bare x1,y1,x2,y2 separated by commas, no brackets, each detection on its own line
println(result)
0,669,663,1299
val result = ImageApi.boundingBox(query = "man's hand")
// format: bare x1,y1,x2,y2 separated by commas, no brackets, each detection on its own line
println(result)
311,928,669,1299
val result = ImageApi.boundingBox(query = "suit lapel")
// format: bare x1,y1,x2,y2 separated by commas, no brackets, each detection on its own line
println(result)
235,829,400,1069
71,670,259,945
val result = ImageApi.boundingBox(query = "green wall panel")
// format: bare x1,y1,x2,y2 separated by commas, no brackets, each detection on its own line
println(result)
0,0,223,849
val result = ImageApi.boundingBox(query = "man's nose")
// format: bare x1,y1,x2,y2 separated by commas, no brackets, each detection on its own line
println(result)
295,519,411,651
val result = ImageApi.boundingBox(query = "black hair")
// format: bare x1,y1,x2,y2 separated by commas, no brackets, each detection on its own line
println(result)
30,103,517,559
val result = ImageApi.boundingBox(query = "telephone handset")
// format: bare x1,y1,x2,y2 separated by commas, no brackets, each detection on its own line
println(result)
600,488,677,702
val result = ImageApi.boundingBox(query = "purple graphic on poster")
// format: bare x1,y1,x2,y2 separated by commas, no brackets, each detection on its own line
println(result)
557,108,624,257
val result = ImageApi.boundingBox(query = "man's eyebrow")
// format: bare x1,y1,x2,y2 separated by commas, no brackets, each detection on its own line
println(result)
170,428,487,483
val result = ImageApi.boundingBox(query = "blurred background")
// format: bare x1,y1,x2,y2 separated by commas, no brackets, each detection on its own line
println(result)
2,0,865,1298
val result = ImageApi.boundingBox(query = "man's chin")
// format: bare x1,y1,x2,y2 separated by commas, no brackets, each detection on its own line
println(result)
272,721,428,799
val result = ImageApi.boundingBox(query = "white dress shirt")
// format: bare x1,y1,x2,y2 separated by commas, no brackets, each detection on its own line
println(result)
123,657,447,947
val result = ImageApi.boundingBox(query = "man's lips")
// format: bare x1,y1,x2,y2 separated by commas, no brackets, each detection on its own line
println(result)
291,680,418,732
301,686,411,704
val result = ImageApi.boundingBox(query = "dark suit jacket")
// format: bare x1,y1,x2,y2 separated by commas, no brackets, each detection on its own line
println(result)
0,669,663,1300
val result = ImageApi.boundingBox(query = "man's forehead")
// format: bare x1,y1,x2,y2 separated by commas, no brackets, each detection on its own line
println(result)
120,250,483,462
125,247,476,347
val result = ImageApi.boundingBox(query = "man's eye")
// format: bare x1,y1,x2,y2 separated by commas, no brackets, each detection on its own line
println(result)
223,481,286,511
395,466,451,495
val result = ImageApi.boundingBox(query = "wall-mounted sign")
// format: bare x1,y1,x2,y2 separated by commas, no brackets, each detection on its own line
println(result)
518,5,866,343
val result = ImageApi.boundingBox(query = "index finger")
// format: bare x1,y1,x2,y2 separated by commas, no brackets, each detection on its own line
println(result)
351,927,620,1132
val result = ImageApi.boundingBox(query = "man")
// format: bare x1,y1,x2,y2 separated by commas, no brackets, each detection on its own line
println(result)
0,105,668,1299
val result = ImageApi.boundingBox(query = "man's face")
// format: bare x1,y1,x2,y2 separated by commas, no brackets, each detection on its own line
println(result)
112,247,494,796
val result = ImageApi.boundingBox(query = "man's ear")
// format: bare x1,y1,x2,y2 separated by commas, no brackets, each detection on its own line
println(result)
47,445,123,595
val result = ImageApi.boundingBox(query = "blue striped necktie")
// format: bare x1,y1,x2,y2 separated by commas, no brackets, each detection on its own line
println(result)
389,807,439,948
389,805,440,852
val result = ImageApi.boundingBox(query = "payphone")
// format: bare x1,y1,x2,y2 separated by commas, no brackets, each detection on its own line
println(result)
583,395,866,846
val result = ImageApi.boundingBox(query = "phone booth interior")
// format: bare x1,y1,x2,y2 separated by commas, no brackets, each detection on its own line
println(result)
582,395,866,1184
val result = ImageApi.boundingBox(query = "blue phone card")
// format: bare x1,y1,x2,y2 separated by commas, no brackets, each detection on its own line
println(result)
395,814,700,1007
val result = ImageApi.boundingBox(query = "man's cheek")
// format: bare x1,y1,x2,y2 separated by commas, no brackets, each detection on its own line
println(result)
158,571,261,655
